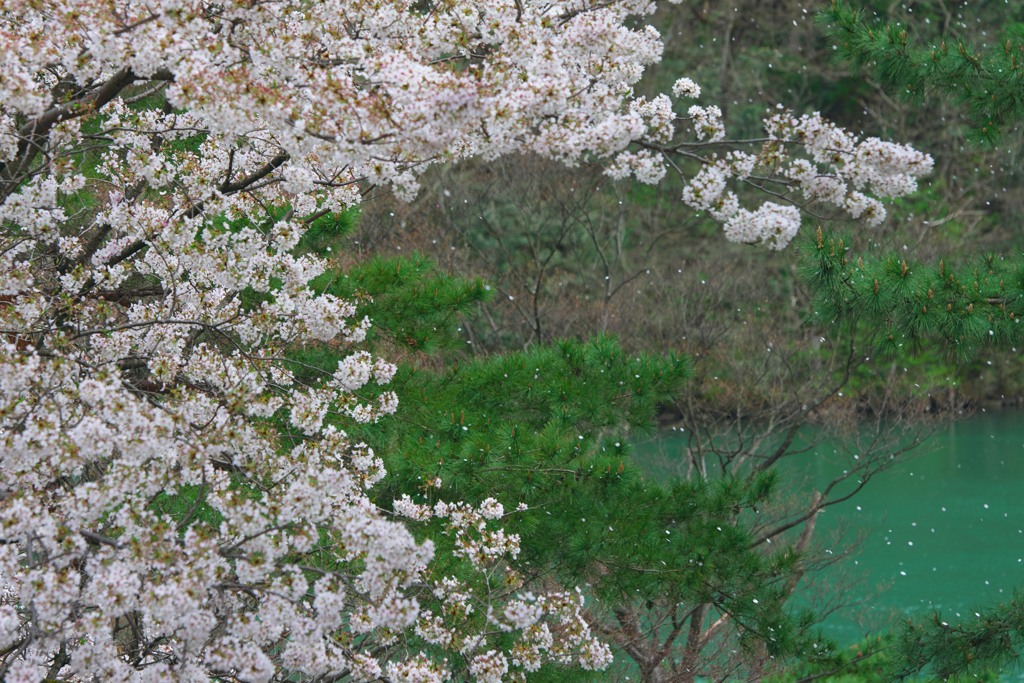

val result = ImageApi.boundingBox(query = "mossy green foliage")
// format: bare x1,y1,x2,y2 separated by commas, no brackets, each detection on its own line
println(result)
148,484,224,532
316,253,489,355
770,633,894,683
294,208,358,256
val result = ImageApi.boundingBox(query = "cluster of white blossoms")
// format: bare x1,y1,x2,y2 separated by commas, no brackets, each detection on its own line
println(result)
669,108,934,249
389,499,613,675
596,81,933,249
687,105,727,143
0,0,935,677
765,111,933,227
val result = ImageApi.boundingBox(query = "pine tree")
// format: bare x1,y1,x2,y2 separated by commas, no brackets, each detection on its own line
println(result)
800,227,1024,679
277,223,841,682
807,19,1024,673
820,0,1024,145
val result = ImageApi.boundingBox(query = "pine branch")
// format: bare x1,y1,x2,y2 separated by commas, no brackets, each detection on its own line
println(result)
801,227,1024,363
820,0,1024,144
895,592,1024,681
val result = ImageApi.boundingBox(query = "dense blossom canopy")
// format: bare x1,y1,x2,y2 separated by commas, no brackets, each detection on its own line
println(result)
0,0,934,679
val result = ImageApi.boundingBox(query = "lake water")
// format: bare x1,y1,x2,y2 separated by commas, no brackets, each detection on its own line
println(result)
638,409,1024,648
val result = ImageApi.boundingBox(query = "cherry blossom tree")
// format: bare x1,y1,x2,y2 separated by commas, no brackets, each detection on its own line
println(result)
0,0,939,679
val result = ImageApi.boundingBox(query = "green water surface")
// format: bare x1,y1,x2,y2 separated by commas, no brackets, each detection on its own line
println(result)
639,409,1024,647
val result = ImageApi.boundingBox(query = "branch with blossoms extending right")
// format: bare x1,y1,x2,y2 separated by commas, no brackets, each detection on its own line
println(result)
606,79,934,250
0,0,932,257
